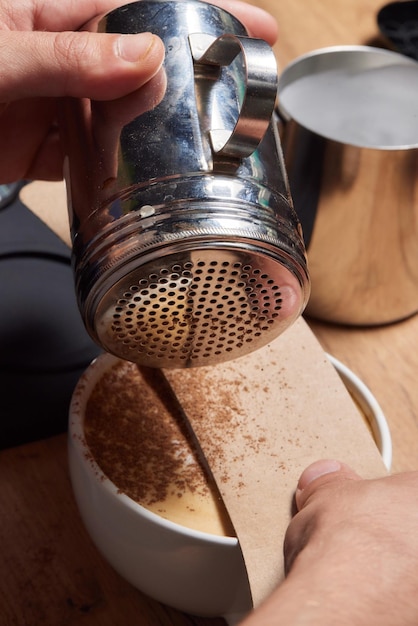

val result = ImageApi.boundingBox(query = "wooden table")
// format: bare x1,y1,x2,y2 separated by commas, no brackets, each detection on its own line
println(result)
2,0,417,624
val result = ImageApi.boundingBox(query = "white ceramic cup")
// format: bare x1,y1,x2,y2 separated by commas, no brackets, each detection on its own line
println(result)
326,353,392,472
68,351,391,621
68,352,252,622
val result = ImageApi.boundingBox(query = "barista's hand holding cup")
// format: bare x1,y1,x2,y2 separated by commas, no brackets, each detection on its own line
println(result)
68,352,252,619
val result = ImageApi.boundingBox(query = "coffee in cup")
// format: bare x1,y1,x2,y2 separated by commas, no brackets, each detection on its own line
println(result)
83,358,235,536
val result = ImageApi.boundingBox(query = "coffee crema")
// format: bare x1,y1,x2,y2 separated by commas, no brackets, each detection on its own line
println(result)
84,360,235,537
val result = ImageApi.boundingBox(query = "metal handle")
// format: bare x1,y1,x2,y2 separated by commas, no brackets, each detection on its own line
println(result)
189,33,278,159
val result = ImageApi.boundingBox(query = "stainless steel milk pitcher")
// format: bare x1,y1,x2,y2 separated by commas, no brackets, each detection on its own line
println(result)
278,46,418,326
61,0,310,368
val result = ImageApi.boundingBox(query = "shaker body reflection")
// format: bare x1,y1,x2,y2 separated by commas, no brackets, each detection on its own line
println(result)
61,0,310,368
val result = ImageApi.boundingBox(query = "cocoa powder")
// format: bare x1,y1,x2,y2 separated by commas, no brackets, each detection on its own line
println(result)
84,360,230,529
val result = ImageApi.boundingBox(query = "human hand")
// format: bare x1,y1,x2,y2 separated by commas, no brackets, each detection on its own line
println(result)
0,0,277,183
241,460,418,625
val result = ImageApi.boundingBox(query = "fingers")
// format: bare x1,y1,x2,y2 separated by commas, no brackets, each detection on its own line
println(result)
0,1,276,103
283,460,364,574
295,459,362,511
96,0,279,45
0,30,165,101
37,0,279,46
205,0,278,44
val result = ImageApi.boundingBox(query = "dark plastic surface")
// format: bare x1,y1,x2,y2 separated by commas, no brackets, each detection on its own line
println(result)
377,0,418,60
0,185,101,449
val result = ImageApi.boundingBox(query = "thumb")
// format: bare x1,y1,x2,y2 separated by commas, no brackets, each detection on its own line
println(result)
0,30,165,101
295,459,362,511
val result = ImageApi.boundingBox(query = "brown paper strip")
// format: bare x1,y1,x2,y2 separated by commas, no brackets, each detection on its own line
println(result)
164,319,387,607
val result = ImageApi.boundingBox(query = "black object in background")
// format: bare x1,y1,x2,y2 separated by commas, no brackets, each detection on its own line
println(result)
0,184,101,450
377,0,418,60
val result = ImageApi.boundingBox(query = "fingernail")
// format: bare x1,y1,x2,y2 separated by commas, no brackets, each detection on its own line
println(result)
297,459,342,492
116,33,157,63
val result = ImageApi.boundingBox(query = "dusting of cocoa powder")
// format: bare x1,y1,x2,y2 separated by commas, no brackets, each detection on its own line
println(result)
84,360,234,535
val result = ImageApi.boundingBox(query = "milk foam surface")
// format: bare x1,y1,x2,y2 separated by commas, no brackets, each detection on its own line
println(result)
280,64,418,148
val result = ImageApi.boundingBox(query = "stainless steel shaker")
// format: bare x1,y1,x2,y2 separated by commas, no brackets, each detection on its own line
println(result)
61,0,310,368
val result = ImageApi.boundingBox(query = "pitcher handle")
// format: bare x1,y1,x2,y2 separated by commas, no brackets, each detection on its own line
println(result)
189,33,278,159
